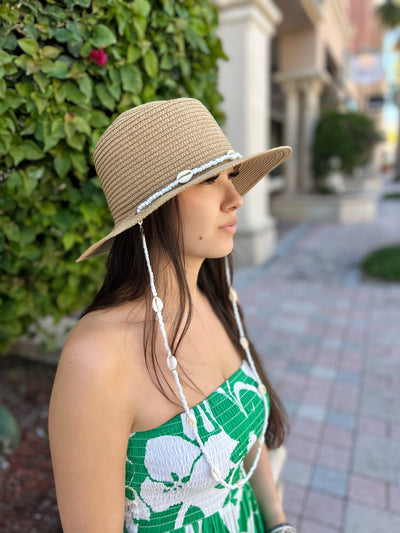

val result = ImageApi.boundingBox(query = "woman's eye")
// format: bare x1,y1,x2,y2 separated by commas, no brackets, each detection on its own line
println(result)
203,175,218,184
228,170,239,179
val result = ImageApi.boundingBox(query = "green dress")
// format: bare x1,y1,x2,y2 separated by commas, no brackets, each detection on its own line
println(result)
124,360,270,533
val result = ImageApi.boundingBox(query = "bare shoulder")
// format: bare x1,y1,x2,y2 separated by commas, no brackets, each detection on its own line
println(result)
53,303,146,419
62,304,143,374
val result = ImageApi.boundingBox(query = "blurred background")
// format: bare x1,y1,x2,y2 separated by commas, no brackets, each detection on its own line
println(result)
0,0,399,531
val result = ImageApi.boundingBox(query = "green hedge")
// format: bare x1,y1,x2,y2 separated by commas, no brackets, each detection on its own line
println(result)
0,0,226,352
362,245,400,282
312,109,381,183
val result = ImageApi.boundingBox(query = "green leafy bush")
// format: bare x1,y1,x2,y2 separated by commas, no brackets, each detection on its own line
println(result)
362,245,400,282
312,109,381,186
383,192,400,200
0,0,226,351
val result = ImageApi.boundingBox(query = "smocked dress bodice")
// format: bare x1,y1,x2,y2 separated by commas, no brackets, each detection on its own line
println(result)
124,360,270,533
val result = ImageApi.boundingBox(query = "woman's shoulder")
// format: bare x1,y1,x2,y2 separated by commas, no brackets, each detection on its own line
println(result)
58,303,145,388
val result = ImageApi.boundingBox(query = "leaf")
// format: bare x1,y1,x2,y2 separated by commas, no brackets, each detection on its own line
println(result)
15,82,32,97
41,60,69,79
160,54,174,70
120,64,143,93
53,28,75,43
66,130,86,151
10,140,44,165
78,75,92,99
94,83,115,111
62,232,75,251
54,154,71,178
89,110,110,128
17,38,39,57
3,222,20,242
63,81,86,104
19,244,41,260
0,49,16,66
143,49,158,78
39,201,57,216
70,152,88,174
188,18,208,37
133,0,151,17
22,175,39,195
90,25,117,48
80,202,99,224
127,44,141,63
72,116,91,135
133,16,147,39
54,210,72,231
31,93,48,114
19,227,36,248
33,72,49,92
41,46,62,59
23,140,45,161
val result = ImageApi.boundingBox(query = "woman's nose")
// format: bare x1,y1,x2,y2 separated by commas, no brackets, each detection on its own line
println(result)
223,179,243,211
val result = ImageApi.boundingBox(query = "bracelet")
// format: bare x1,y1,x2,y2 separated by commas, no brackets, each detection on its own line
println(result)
267,523,297,533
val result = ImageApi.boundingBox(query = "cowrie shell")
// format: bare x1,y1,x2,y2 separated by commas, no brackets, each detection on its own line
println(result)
177,169,193,183
211,466,222,482
186,413,197,428
240,337,249,350
167,356,177,371
152,296,163,312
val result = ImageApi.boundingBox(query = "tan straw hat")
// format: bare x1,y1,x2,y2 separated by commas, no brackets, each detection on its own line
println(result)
76,98,291,261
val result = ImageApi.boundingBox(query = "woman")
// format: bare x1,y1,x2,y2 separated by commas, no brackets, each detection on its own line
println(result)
49,98,295,533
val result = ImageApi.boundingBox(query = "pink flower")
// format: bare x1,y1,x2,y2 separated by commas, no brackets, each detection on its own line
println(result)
88,47,108,66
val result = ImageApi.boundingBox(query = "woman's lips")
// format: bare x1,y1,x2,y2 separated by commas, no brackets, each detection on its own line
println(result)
219,219,237,233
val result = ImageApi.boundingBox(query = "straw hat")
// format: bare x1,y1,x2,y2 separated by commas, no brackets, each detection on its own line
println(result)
77,98,291,261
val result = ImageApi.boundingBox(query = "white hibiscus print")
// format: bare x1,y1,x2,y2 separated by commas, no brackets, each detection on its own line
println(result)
124,487,150,533
140,431,239,529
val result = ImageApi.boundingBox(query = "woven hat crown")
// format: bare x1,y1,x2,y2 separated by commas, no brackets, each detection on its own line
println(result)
94,98,232,226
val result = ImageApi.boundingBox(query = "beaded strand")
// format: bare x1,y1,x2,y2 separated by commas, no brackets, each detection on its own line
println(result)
136,150,242,215
139,224,269,490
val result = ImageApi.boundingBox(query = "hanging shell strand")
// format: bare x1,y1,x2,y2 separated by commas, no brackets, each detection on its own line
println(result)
139,221,269,489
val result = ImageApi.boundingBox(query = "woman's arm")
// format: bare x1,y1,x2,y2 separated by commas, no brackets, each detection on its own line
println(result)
48,323,135,532
244,442,287,530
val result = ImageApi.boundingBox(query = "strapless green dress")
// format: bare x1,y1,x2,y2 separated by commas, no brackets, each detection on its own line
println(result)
124,360,270,532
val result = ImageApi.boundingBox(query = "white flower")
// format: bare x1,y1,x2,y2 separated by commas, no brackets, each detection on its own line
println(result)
140,431,238,528
124,487,150,533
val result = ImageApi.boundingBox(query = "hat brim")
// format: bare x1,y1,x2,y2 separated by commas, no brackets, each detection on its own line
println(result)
76,146,291,262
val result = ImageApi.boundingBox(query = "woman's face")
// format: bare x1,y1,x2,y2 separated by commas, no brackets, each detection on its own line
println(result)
177,169,243,263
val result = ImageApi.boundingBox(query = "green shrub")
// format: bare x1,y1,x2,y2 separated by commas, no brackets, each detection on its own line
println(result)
0,0,226,352
312,109,381,184
383,192,400,200
362,245,400,282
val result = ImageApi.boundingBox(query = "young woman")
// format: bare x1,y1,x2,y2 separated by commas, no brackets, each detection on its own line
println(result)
49,98,295,533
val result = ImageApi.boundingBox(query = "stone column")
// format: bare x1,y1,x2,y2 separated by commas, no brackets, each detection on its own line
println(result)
280,80,300,194
300,76,327,192
215,0,282,267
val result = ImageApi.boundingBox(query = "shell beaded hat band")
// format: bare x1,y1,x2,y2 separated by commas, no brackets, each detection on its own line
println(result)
76,98,291,488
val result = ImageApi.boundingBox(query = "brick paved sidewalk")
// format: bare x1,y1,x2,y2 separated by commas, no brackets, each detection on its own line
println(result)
235,193,400,533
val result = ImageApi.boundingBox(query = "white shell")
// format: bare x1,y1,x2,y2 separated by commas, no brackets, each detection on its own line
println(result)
227,149,241,159
229,287,238,303
177,169,193,183
152,296,163,312
211,466,222,482
167,355,177,370
240,337,249,350
236,480,245,488
258,383,266,396
186,413,197,428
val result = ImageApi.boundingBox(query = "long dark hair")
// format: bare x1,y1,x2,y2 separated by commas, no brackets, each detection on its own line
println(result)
82,197,288,448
